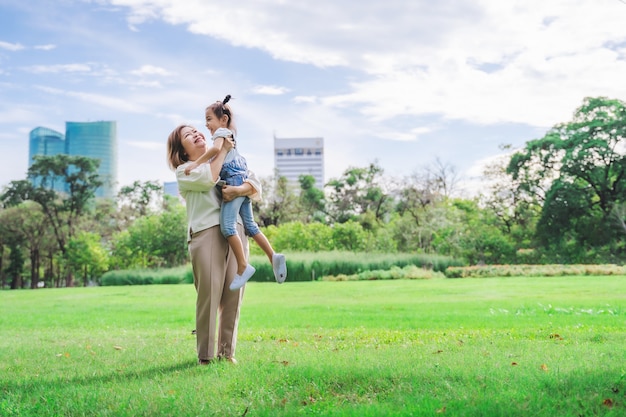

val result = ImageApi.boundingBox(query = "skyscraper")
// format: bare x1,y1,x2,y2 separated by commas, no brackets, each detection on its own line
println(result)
274,136,324,189
66,121,117,198
28,121,117,198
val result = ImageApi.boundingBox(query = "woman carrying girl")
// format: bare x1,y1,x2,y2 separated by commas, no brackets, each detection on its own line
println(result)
184,95,287,290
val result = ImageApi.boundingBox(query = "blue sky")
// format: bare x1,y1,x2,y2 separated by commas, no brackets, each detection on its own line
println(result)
1,0,626,196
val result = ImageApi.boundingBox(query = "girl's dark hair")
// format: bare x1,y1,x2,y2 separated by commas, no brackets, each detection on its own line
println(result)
206,94,236,133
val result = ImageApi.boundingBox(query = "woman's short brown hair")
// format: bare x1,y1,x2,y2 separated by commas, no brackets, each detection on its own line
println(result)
166,124,191,170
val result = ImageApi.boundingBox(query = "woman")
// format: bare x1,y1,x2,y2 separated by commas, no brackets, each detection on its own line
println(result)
167,124,261,365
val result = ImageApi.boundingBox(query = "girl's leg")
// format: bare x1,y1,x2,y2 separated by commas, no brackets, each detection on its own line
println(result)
239,198,287,283
221,197,248,274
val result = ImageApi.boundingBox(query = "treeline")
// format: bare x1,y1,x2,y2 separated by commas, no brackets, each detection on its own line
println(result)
1,96,626,289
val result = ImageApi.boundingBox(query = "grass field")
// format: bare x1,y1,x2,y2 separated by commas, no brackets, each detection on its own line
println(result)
1,276,625,416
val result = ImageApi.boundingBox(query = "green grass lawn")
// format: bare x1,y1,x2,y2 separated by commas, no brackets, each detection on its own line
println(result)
1,276,625,416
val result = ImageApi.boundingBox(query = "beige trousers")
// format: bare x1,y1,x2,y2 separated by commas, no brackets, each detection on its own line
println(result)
188,224,247,361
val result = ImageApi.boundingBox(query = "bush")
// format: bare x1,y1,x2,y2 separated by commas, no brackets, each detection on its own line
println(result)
250,251,462,282
323,265,446,281
444,264,626,278
100,265,192,286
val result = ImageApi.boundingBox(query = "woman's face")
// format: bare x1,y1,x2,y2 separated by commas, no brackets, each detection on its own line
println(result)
205,108,228,135
180,126,207,161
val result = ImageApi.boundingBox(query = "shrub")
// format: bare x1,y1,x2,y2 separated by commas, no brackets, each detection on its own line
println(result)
444,264,626,278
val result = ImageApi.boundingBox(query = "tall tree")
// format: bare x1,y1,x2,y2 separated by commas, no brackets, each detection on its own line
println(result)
0,202,49,289
508,96,626,250
326,162,390,224
1,154,103,286
298,174,326,223
255,173,301,226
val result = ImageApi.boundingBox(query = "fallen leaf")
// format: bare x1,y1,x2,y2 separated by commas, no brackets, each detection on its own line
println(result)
436,406,446,413
511,362,518,366
113,346,123,350
278,338,289,343
540,364,548,371
603,399,614,408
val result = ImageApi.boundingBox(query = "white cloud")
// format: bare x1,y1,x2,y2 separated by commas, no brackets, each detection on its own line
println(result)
126,140,164,150
24,64,92,74
130,64,173,76
105,0,626,129
250,85,290,95
34,44,56,51
0,41,24,51
294,96,318,104
35,85,148,113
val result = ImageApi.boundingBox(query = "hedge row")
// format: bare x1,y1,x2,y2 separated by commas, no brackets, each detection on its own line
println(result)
100,252,461,285
444,264,626,278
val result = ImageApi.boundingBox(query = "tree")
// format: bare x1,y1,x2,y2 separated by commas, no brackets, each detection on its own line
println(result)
117,180,164,223
508,97,626,251
298,175,326,223
66,231,109,286
255,173,301,226
1,155,103,286
326,162,390,224
0,202,49,288
109,201,187,269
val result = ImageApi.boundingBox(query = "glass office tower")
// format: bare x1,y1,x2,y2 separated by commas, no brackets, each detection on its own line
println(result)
66,121,117,199
29,127,65,161
28,121,118,199
28,127,67,194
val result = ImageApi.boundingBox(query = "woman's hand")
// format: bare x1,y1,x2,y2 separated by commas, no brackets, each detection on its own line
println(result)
221,182,254,202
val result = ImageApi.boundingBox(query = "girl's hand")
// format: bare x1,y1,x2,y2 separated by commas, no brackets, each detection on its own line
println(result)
223,137,235,151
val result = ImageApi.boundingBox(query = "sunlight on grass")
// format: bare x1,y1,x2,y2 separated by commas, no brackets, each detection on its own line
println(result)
1,276,625,416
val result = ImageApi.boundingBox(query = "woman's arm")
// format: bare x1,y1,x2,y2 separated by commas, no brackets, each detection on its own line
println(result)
221,182,255,202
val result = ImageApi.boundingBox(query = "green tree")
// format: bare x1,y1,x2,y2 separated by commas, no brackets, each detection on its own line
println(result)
298,175,326,223
66,231,109,286
1,154,102,286
508,97,626,254
326,162,390,224
255,174,301,226
117,180,164,222
0,202,49,289
109,201,187,269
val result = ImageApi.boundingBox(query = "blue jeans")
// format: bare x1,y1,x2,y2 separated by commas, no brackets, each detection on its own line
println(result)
220,196,261,238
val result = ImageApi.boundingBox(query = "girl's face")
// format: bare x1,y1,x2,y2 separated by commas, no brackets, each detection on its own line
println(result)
180,126,207,161
205,108,228,135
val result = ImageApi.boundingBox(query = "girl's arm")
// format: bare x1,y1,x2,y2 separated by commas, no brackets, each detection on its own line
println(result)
184,137,225,175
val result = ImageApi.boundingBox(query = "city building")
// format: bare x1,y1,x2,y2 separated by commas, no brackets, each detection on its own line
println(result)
28,121,117,198
274,136,324,189
163,181,179,198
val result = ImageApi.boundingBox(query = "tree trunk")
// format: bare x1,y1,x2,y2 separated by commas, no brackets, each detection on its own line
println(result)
30,248,40,289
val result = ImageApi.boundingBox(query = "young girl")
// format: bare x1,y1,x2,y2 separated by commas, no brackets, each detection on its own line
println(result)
185,95,287,290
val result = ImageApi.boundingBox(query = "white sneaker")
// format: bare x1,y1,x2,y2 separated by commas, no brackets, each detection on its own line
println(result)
229,264,255,291
272,253,287,284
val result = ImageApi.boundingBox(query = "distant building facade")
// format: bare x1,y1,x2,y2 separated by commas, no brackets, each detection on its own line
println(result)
274,136,324,189
28,121,117,198
163,181,179,198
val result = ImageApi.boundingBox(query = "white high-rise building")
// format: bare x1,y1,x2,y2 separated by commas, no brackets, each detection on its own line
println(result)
274,136,324,189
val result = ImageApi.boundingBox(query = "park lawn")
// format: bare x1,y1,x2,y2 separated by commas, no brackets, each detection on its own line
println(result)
0,276,625,416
